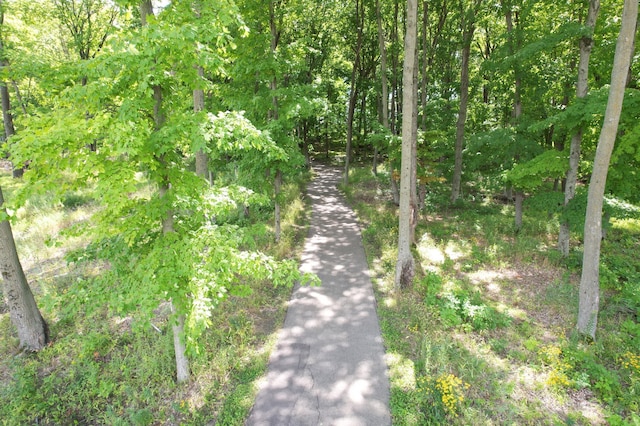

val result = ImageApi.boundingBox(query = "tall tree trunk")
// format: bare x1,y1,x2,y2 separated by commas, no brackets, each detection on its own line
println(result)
558,0,600,257
0,187,49,351
451,0,480,203
141,0,189,383
390,0,399,135
395,0,418,291
194,65,208,179
420,0,428,131
503,3,524,231
345,0,364,185
576,0,636,339
410,48,418,244
0,3,23,178
375,0,388,178
269,0,282,241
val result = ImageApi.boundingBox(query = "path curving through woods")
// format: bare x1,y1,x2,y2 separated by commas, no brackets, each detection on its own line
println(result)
246,163,391,426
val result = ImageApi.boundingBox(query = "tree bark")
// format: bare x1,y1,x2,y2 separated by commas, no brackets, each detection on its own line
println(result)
395,0,417,291
0,187,49,351
419,0,428,131
410,48,418,244
577,0,637,339
558,0,600,257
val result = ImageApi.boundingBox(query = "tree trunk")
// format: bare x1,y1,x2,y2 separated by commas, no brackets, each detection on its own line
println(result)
559,0,600,257
420,0,428,131
375,0,389,179
395,0,417,291
577,0,636,339
0,5,23,178
410,48,418,245
503,3,525,231
269,1,283,241
171,301,189,383
141,0,190,383
514,191,524,231
345,0,363,186
451,1,480,203
0,187,49,351
194,65,208,179
274,169,282,242
390,0,399,135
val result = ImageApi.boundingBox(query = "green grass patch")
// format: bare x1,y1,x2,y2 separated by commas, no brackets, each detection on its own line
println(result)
343,162,640,425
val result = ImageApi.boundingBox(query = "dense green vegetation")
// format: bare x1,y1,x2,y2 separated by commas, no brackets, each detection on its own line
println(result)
342,164,639,425
0,0,639,423
0,168,311,424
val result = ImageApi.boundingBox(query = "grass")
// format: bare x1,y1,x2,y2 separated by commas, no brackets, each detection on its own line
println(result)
0,169,312,425
342,163,640,425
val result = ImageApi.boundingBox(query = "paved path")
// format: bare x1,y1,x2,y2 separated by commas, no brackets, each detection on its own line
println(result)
246,164,391,426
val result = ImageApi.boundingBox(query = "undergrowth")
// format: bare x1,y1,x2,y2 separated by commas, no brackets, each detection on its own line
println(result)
0,170,311,425
343,163,640,425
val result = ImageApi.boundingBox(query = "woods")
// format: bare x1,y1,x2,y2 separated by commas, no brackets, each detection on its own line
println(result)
1,0,638,423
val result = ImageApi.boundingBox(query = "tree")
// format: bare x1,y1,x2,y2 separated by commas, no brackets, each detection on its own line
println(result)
576,0,637,339
138,0,190,384
375,0,389,176
0,0,22,177
53,0,118,62
344,0,364,186
0,187,49,351
395,0,417,290
450,0,481,202
558,0,600,257
12,0,311,384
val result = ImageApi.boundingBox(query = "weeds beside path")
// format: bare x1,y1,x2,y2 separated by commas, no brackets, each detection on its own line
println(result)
342,164,640,425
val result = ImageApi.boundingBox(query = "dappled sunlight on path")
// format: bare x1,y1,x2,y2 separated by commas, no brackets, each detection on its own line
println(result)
246,164,391,426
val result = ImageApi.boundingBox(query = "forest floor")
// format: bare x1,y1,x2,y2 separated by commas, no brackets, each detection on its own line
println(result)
340,163,639,425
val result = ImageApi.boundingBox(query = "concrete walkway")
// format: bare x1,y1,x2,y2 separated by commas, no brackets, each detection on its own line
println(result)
246,164,391,426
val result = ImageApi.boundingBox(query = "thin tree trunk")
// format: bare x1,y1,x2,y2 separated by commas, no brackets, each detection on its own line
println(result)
274,169,282,243
0,187,49,351
345,0,363,186
194,65,208,179
451,0,480,203
410,48,418,244
559,0,600,257
390,0,399,135
395,0,417,291
0,4,22,178
375,0,388,178
503,3,525,231
420,0,428,131
269,0,282,241
141,0,189,383
577,0,636,339
11,81,26,115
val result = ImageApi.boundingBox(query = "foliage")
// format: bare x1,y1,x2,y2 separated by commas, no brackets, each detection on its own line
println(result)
345,163,640,424
0,169,312,424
